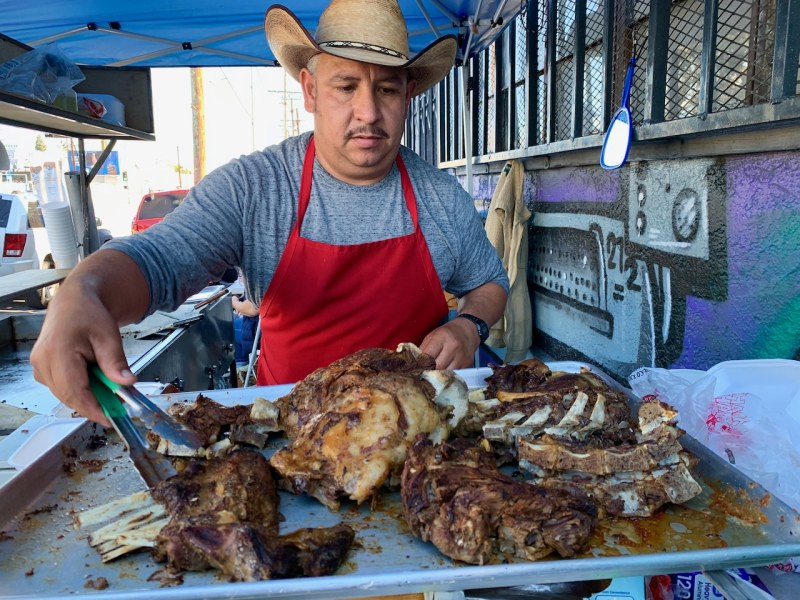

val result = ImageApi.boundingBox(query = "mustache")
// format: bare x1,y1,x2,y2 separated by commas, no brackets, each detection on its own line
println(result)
345,126,389,140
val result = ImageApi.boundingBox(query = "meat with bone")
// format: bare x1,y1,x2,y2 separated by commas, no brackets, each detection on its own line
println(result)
151,449,354,580
80,448,355,581
163,522,355,581
275,343,437,438
269,344,468,510
460,364,634,446
518,400,702,517
483,358,552,398
401,436,597,564
148,394,281,457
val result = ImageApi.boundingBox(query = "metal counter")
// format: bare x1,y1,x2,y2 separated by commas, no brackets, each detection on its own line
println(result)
0,365,799,599
0,285,235,417
0,286,235,487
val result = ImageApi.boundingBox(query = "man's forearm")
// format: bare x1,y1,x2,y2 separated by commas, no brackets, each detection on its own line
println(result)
66,248,151,326
458,282,507,328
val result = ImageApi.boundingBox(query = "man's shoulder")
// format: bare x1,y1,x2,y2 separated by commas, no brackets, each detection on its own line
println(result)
222,132,310,171
256,131,310,167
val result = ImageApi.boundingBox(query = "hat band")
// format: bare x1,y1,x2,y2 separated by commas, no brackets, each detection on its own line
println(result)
319,40,408,61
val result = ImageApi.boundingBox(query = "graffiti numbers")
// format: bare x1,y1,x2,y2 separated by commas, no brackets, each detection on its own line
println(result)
605,232,643,297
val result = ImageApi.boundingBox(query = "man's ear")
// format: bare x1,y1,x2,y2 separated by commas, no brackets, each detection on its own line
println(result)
404,77,417,117
300,68,316,113
405,76,417,103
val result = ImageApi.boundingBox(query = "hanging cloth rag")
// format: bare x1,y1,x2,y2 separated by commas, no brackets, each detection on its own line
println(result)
484,159,532,363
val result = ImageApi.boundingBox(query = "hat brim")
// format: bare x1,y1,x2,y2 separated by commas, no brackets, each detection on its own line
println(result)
265,5,456,96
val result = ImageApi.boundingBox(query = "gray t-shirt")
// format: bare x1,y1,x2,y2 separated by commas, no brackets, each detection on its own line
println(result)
106,132,508,314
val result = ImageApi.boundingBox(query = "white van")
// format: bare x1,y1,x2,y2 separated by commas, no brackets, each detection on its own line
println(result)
0,192,40,277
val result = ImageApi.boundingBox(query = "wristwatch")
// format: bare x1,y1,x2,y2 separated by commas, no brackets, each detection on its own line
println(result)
456,313,489,344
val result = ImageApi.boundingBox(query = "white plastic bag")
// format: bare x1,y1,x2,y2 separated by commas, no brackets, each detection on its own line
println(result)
0,43,84,105
628,359,800,512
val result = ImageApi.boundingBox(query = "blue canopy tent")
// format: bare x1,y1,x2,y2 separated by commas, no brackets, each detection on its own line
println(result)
4,0,523,245
1,0,524,68
2,0,524,194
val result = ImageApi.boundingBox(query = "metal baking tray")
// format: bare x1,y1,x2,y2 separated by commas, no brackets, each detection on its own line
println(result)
1,362,799,600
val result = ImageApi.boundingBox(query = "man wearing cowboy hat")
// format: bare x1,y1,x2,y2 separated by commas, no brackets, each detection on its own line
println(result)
31,0,508,425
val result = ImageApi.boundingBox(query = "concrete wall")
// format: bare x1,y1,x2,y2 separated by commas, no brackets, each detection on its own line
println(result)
469,150,800,380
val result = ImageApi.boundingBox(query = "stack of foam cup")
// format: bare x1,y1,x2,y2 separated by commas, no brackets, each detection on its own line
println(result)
40,201,80,269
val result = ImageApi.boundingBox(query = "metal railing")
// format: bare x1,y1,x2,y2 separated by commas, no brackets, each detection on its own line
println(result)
405,0,800,165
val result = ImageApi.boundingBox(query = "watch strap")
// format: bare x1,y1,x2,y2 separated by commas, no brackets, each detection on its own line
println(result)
455,313,489,343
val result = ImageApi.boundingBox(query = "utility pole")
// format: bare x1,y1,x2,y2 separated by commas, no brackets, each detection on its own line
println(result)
191,68,206,185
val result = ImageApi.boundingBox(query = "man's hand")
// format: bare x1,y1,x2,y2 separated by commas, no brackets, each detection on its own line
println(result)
29,250,149,426
420,316,480,370
420,282,508,370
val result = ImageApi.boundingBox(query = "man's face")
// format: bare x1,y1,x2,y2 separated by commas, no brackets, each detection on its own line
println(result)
300,53,416,185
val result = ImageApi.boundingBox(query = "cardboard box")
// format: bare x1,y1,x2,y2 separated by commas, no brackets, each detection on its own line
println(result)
588,576,645,600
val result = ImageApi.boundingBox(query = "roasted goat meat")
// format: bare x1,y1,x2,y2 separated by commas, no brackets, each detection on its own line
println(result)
270,344,468,510
401,437,597,565
463,361,702,518
151,448,280,531
518,400,702,517
483,358,552,398
160,521,355,581
151,450,353,580
460,360,634,446
275,343,439,437
149,394,280,457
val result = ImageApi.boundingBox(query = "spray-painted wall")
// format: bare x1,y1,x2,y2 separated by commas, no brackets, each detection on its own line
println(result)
471,151,800,381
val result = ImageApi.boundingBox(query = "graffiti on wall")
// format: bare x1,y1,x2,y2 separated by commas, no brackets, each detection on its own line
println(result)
472,152,800,380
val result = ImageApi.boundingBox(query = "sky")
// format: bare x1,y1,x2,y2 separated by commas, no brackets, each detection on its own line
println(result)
0,66,314,235
115,66,313,192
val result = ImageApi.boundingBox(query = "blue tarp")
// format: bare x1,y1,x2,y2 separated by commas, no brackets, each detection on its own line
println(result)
0,0,524,67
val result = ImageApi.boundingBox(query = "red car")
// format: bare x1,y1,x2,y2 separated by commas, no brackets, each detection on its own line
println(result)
131,189,189,233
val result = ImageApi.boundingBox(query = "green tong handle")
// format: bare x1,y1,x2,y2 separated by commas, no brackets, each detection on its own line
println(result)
88,365,126,419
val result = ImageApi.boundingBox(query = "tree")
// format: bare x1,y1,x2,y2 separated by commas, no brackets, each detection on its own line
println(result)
34,134,47,152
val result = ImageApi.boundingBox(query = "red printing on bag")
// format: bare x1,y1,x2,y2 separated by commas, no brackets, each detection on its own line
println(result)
705,393,748,436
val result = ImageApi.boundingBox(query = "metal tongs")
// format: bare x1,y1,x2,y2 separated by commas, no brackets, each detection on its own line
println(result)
88,365,204,488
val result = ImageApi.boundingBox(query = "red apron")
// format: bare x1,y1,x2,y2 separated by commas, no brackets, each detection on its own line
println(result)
257,137,448,384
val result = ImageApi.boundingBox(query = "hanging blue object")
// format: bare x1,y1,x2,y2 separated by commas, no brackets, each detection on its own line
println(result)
600,55,636,170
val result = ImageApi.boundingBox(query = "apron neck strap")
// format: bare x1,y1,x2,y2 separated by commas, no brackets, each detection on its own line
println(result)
299,136,418,227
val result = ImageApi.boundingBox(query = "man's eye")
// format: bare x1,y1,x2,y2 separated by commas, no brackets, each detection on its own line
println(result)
338,86,355,93
380,87,399,95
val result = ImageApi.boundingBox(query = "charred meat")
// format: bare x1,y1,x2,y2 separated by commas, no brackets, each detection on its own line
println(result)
162,522,354,581
518,401,702,517
483,358,552,398
150,449,354,581
80,448,355,581
461,365,634,446
401,437,597,564
275,343,437,438
148,394,280,457
465,363,702,519
270,344,468,510
151,448,280,531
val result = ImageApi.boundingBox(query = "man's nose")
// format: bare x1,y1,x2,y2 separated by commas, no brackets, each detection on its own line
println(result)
353,88,381,122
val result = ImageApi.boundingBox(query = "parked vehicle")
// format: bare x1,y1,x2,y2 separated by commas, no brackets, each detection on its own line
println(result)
0,192,114,308
0,192,38,277
0,192,48,307
131,189,188,233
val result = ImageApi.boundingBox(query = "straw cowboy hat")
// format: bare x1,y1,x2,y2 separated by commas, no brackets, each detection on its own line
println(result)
265,0,457,96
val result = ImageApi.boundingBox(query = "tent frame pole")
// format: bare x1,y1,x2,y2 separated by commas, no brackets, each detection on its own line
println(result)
460,62,474,198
